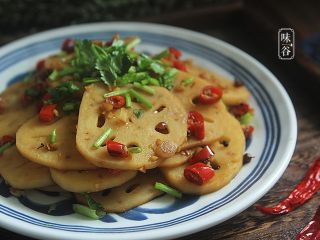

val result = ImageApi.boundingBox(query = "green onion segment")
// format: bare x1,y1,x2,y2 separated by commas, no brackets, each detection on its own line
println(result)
50,129,57,144
93,128,112,148
154,182,182,199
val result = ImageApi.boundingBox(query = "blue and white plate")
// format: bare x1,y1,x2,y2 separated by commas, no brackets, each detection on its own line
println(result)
0,22,297,240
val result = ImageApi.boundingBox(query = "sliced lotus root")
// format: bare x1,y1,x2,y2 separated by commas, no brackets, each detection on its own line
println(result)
16,115,96,170
38,185,66,192
76,83,187,170
75,170,165,213
160,148,196,168
161,111,245,194
182,61,251,106
0,146,53,189
50,168,137,193
172,71,230,150
0,81,31,110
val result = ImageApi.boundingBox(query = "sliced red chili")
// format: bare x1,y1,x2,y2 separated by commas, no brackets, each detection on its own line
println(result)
106,96,125,109
188,146,214,164
172,60,187,72
61,38,75,53
106,140,129,158
256,157,320,215
296,204,320,240
243,125,254,140
39,104,57,123
198,86,223,105
36,59,45,71
229,103,250,117
1,135,14,145
187,111,205,140
184,162,215,185
169,47,182,59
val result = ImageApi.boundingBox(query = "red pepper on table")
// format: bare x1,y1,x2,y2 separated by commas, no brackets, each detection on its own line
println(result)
39,104,57,123
187,111,205,140
198,86,223,105
106,140,129,158
296,204,320,240
169,47,182,59
106,96,126,109
188,146,214,164
61,38,75,53
256,158,320,215
184,162,215,185
172,60,187,72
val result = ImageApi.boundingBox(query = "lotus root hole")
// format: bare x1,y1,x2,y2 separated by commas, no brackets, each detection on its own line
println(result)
154,105,166,113
125,183,140,193
155,122,169,134
97,114,106,128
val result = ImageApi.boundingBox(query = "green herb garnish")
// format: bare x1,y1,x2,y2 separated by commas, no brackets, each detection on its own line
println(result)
72,204,105,220
133,109,144,119
128,146,142,153
93,128,112,148
0,141,15,154
50,129,57,144
181,77,194,86
125,93,132,108
129,89,152,109
240,112,253,125
154,182,182,199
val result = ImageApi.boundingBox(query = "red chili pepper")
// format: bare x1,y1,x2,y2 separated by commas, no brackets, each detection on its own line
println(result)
169,47,182,59
36,59,45,71
296,204,320,240
1,135,14,144
184,162,215,185
172,60,187,72
106,96,125,109
198,86,223,105
256,158,320,215
39,104,57,123
229,103,250,117
188,146,214,164
243,125,254,140
106,140,129,158
187,111,205,140
61,38,75,53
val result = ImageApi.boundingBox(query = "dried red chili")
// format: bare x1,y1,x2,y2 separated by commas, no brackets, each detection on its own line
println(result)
172,60,187,72
1,135,14,145
184,162,215,185
243,125,254,140
229,103,250,117
169,47,182,59
198,86,223,105
61,38,75,53
188,146,214,164
106,96,125,109
106,140,129,158
39,104,57,123
187,111,205,140
256,158,320,215
36,59,45,71
296,204,320,240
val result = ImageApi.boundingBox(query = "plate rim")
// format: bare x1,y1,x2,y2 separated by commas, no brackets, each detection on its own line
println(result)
0,22,297,240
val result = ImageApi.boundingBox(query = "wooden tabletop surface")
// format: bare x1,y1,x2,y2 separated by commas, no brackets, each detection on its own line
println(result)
0,4,319,240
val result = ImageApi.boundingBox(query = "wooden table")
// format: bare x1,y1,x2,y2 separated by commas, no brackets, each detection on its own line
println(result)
0,5,319,240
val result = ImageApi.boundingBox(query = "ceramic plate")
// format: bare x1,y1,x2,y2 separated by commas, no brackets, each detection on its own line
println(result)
0,22,297,240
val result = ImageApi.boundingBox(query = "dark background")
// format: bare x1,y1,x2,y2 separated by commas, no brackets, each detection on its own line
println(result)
0,0,320,239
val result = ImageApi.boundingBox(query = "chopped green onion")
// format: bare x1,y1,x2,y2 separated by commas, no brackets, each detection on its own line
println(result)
125,93,132,108
93,128,112,148
104,89,129,98
128,147,142,153
49,70,59,81
133,109,144,119
50,129,57,144
72,204,105,220
240,112,253,125
154,182,182,199
125,37,141,51
181,77,194,86
129,89,153,109
82,192,104,211
150,62,165,75
62,102,76,112
153,49,170,59
57,67,77,77
148,78,160,86
48,203,57,213
0,141,15,154
133,82,155,95
83,78,99,84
